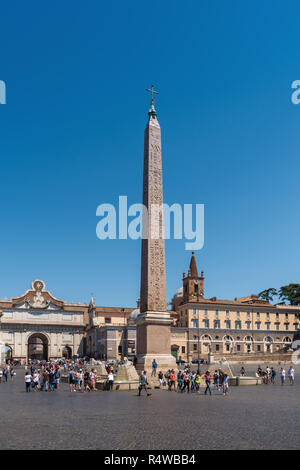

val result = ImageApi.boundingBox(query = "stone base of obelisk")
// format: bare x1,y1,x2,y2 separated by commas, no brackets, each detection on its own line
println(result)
135,311,178,375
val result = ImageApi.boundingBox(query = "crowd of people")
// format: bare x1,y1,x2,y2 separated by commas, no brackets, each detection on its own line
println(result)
255,365,295,385
0,357,296,395
150,361,230,396
21,358,119,393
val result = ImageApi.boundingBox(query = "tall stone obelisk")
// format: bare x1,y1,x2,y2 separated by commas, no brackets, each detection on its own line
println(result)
136,86,177,372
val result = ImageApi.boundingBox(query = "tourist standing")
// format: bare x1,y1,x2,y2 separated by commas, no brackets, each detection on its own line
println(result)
204,371,212,396
48,370,55,391
41,369,49,391
222,374,229,396
151,359,158,377
177,371,183,391
158,371,164,387
24,371,32,392
218,369,224,386
195,373,201,393
84,370,90,392
10,367,15,382
271,368,276,384
0,368,2,383
164,369,170,388
54,369,60,390
107,371,114,391
74,370,81,391
213,370,220,391
89,369,96,390
32,370,40,391
288,366,295,385
280,368,286,385
240,366,245,377
69,369,75,392
168,370,176,391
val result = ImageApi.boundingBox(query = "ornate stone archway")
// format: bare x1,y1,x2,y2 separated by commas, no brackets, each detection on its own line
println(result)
27,333,49,361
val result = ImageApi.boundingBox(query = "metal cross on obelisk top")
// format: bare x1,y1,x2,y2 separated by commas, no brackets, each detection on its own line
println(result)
145,84,158,104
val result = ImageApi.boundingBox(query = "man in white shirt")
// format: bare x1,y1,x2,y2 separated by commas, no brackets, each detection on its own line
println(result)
107,372,114,391
24,372,32,392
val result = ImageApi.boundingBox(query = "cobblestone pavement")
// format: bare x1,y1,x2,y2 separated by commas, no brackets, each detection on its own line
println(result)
0,365,299,450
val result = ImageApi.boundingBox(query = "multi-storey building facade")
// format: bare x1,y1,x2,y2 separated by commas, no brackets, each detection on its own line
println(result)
170,253,300,362
85,300,135,360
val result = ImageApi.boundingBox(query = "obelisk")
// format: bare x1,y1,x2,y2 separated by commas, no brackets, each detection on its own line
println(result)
135,85,177,372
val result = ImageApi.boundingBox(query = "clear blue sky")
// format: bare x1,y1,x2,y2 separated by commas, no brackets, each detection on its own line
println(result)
0,0,299,306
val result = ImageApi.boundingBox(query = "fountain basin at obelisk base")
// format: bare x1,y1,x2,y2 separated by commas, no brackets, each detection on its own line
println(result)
216,358,264,386
95,358,139,391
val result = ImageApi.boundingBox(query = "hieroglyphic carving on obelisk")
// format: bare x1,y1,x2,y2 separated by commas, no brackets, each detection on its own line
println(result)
140,85,167,313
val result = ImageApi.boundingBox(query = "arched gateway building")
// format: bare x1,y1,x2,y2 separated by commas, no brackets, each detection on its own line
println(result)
0,280,86,362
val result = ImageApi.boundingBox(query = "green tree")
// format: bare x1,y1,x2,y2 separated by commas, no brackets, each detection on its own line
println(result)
278,283,300,306
258,288,277,302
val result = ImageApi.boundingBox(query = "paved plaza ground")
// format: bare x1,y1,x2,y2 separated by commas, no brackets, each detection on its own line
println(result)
0,363,299,450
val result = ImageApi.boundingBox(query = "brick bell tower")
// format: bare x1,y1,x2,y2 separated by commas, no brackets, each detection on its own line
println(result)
182,252,204,302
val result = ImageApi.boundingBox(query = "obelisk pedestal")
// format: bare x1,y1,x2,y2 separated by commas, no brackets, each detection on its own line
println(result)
135,86,177,374
135,312,177,372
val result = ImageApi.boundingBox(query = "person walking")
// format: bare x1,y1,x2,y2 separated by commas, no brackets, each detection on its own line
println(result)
222,374,229,396
24,371,32,392
181,372,190,393
3,367,8,383
138,370,151,396
0,368,3,383
204,371,212,396
151,359,158,377
288,366,295,385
